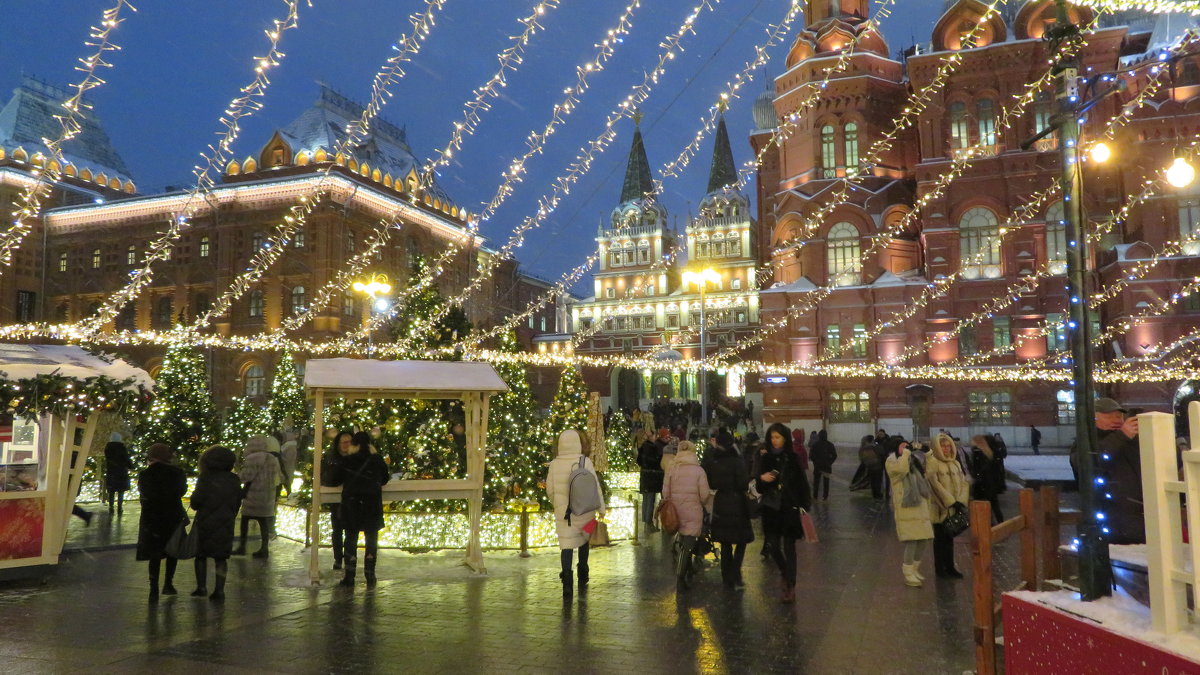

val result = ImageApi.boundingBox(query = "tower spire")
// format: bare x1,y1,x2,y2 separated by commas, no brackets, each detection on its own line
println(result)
619,114,655,204
706,113,738,194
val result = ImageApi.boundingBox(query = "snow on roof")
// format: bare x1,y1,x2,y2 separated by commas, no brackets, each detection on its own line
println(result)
764,276,818,293
304,359,509,395
0,344,152,389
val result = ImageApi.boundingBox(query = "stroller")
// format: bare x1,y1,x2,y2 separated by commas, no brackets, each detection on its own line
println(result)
673,512,719,591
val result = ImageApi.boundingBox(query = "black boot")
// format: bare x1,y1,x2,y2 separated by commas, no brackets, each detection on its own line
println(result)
560,570,573,599
339,559,356,587
253,518,270,557
577,563,589,594
232,518,248,556
191,558,208,596
210,560,228,601
364,555,377,587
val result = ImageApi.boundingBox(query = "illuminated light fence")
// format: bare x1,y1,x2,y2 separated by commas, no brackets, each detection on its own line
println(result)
277,499,636,551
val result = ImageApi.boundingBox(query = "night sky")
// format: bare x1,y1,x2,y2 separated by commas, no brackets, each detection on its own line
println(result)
1,0,945,294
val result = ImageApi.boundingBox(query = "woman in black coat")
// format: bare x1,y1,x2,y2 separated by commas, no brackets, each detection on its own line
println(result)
136,443,187,602
332,431,390,587
809,429,837,501
190,445,242,601
756,422,813,603
703,429,754,589
636,431,665,529
104,433,132,514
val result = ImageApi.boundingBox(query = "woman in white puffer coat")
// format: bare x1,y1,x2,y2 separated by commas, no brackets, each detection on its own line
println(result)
546,429,604,599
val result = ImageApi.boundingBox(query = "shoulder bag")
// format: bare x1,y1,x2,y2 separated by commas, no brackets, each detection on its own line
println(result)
655,472,680,533
164,516,199,560
942,502,969,538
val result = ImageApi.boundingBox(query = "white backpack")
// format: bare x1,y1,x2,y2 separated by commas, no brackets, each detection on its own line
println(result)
566,456,602,524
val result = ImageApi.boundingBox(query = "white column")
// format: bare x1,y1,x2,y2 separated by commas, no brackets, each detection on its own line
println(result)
308,390,325,584
1140,410,1187,633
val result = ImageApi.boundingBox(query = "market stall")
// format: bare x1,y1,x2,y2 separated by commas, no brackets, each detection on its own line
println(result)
0,344,151,579
305,359,508,582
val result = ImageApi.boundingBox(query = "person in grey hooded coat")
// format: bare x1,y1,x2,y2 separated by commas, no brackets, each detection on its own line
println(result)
233,434,282,557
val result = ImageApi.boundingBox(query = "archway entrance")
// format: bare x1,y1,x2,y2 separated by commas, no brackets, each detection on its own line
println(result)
615,368,640,411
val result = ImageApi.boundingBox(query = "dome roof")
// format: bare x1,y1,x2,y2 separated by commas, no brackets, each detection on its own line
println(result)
752,90,777,131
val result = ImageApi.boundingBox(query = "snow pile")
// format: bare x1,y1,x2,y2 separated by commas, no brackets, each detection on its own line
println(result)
1010,588,1200,662
1005,454,1074,482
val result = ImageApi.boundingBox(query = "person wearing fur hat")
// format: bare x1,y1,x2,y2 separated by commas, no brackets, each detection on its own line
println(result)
928,433,970,578
136,442,187,602
190,446,241,601
885,437,933,587
546,429,603,599
332,430,390,587
233,434,283,557
663,440,711,591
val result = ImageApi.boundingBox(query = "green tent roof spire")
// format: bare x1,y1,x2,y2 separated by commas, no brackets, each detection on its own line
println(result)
706,113,738,194
619,118,655,204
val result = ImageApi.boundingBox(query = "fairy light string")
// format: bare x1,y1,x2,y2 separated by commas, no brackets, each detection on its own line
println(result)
76,0,311,334
0,0,137,268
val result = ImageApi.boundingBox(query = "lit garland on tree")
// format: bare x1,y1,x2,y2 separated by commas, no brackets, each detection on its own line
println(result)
137,343,217,472
220,396,263,450
544,364,589,454
484,331,549,508
605,411,635,472
260,348,308,435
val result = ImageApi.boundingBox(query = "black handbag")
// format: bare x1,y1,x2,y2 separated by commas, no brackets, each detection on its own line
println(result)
942,502,969,538
164,518,199,560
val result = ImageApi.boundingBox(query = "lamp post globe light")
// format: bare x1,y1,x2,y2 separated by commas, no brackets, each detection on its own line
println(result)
352,273,392,357
682,267,719,426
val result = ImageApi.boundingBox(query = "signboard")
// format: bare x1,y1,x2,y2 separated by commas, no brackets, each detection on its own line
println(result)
762,376,788,384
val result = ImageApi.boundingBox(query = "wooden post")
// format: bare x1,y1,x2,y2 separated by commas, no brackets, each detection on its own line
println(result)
1140,411,1186,633
1040,485,1061,585
971,499,995,675
519,502,530,558
630,494,640,546
1019,488,1037,591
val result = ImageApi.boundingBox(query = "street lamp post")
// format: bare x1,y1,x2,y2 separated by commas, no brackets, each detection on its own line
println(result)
352,273,392,358
683,267,719,426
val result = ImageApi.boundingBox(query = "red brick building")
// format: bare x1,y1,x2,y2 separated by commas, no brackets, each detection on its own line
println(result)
756,0,1200,446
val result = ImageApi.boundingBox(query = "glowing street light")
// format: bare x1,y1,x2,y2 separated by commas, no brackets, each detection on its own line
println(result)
1166,156,1196,189
353,273,392,357
1089,141,1111,163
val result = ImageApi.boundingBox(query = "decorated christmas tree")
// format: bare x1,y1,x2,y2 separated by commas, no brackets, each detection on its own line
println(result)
544,364,590,455
484,331,549,507
605,411,636,472
387,255,472,359
260,348,308,436
220,396,264,451
138,343,218,472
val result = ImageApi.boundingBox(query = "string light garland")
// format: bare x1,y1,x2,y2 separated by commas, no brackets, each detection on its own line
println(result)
1069,0,1200,15
76,0,311,334
0,0,137,269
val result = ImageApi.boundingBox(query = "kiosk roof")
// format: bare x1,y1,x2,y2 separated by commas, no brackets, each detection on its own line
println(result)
304,359,508,395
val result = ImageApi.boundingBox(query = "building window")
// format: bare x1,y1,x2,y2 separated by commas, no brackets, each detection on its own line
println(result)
820,124,837,178
645,284,655,296
826,222,861,287
616,317,627,331
1034,91,1053,136
825,324,841,351
976,99,996,147
1045,313,1066,352
949,101,969,150
540,316,547,331
126,245,137,266
992,317,1011,349
154,296,173,328
115,304,135,331
15,290,35,322
638,244,650,264
92,249,101,269
605,288,615,299
1056,389,1075,425
346,231,356,255
830,391,871,423
844,122,859,172
291,285,306,314
1045,201,1067,271
968,391,1012,425
727,236,740,256
731,278,741,290
243,365,266,397
528,316,534,329
609,250,621,267
251,232,264,251
959,324,978,356
343,292,356,316
668,314,679,328
959,207,1001,275
249,289,265,318
1180,197,1200,245
852,323,868,358
1185,294,1200,312
199,236,211,258
294,229,306,248
58,252,67,273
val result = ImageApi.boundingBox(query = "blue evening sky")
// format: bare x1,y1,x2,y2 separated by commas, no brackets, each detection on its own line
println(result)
0,1,945,295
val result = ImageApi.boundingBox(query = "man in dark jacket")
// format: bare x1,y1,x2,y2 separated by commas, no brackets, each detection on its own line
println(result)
1093,400,1143,544
636,431,666,530
809,430,837,501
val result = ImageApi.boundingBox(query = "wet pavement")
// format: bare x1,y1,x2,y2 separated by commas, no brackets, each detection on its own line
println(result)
3,462,1031,674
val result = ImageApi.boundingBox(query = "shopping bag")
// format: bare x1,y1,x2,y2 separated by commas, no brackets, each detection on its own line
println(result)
164,520,198,560
589,519,610,547
800,509,819,543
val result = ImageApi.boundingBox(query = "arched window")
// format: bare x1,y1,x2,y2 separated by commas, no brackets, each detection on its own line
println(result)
126,245,137,266
1045,201,1067,272
826,222,861,287
248,289,264,318
290,285,306,314
844,122,859,172
243,364,266,397
820,124,837,178
154,296,173,328
959,207,1002,278
199,236,210,258
92,249,101,269
58,252,67,273
949,101,969,150
976,99,996,147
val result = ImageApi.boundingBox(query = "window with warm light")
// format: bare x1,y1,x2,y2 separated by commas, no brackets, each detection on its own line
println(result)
820,124,837,178
852,323,868,358
827,222,861,286
244,365,266,397
58,252,67,273
1045,201,1067,271
949,101,969,150
291,285,306,314
992,317,1011,349
968,391,1012,425
959,207,1002,276
199,236,211,258
959,324,978,356
249,289,265,318
844,122,859,171
1056,389,1075,425
825,324,841,351
126,245,137,266
342,292,356,316
92,249,101,269
1045,313,1067,353
976,99,996,147
830,391,871,423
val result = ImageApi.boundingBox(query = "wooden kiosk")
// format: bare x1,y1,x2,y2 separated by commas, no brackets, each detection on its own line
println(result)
305,359,508,583
0,345,151,579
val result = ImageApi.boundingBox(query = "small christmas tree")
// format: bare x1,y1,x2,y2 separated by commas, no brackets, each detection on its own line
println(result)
544,364,590,455
220,396,264,450
484,331,550,507
138,343,218,472
261,348,308,436
388,255,472,358
606,412,636,472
